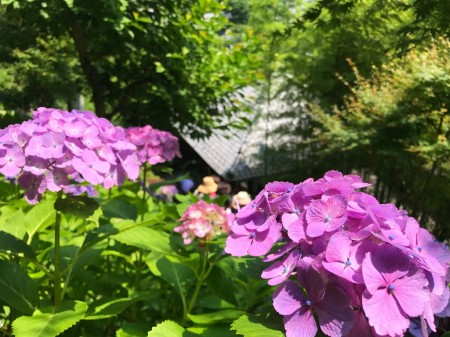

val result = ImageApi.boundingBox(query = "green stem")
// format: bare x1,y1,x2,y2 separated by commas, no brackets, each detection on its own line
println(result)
180,289,188,325
142,163,148,200
60,267,72,302
134,250,143,292
54,211,62,306
141,163,148,221
185,247,213,318
131,249,143,320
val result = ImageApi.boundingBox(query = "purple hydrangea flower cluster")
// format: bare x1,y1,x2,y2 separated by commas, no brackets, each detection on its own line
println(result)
225,170,450,337
0,107,140,203
125,125,181,166
174,200,233,245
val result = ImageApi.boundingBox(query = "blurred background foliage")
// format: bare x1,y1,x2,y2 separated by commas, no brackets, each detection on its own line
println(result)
1,0,450,239
0,0,260,137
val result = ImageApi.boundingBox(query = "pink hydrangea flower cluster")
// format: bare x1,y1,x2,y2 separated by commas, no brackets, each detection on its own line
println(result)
0,107,140,204
175,200,233,245
125,125,181,166
225,170,450,337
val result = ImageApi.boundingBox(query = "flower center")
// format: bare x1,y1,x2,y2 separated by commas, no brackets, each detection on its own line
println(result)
324,216,331,223
345,259,351,267
388,235,395,240
418,246,423,252
250,232,256,239
387,283,395,293
306,300,311,306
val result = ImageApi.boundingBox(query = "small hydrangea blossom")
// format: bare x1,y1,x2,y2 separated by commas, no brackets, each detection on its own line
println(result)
125,125,181,166
174,200,232,245
0,107,143,203
225,170,450,337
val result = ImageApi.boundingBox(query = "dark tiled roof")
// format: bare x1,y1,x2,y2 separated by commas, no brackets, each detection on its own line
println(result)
182,100,300,181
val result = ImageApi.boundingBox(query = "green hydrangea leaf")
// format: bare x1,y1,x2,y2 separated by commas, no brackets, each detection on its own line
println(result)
12,300,88,337
0,261,38,314
54,195,99,219
100,197,138,220
113,226,184,256
187,309,245,324
187,325,237,337
0,230,35,259
231,314,285,337
147,320,195,337
24,198,55,241
117,322,149,337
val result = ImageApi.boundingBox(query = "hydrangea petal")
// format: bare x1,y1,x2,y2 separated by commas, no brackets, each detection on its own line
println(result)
272,280,305,316
315,285,354,337
362,289,409,337
283,307,317,337
392,270,428,317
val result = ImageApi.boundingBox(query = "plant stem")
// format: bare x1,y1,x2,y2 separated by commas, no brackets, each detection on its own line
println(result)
142,163,148,200
186,247,212,317
131,249,143,320
132,163,148,319
54,210,62,306
141,163,148,221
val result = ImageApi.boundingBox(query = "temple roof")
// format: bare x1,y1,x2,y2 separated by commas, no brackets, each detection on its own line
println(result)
181,96,302,181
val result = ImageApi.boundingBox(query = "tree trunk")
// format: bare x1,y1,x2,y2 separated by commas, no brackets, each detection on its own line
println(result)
70,20,106,116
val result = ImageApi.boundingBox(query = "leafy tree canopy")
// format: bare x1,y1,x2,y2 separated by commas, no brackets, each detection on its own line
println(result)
0,0,260,137
316,39,450,239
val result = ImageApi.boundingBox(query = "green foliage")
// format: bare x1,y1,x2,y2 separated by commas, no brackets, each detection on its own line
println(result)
113,226,181,256
0,170,276,336
54,195,99,219
0,205,27,239
187,309,245,324
147,320,239,337
0,230,35,259
241,0,450,243
24,198,56,243
0,261,38,315
147,320,189,337
116,323,148,337
280,0,413,110
99,197,138,220
147,255,196,296
316,38,450,238
12,301,88,337
0,0,259,136
231,314,285,337
409,0,450,39
187,325,238,337
84,294,149,320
